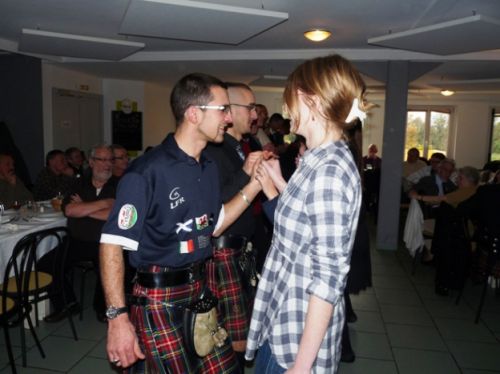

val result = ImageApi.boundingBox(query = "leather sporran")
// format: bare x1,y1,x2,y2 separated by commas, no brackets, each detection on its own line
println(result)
182,289,228,357
238,242,259,297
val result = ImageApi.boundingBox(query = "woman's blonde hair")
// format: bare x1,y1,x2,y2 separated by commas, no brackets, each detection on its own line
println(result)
283,54,367,134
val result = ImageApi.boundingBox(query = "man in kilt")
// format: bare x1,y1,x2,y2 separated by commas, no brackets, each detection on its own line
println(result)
205,82,261,369
99,73,263,373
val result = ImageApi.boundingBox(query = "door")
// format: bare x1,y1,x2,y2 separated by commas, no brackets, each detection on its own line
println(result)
52,89,103,154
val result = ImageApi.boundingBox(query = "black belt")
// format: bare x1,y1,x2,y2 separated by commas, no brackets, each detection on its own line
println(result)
213,235,247,251
136,262,205,288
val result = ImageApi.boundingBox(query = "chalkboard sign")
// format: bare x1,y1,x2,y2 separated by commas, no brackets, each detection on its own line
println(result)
112,111,142,150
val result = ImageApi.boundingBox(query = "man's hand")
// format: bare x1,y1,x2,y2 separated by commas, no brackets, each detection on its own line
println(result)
107,314,145,368
242,151,263,176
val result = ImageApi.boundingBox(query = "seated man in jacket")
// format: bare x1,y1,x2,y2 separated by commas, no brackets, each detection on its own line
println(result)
43,144,116,323
409,158,457,218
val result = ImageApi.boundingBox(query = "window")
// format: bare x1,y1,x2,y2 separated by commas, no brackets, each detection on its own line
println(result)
490,110,500,161
405,108,451,159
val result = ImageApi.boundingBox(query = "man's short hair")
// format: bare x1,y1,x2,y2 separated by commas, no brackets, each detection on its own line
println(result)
46,149,64,166
170,73,227,125
439,158,455,169
65,147,80,158
430,152,446,161
110,144,126,153
459,166,480,186
89,144,111,159
225,82,252,92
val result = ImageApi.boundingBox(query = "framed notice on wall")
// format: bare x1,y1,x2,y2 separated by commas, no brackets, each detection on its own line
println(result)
111,110,142,151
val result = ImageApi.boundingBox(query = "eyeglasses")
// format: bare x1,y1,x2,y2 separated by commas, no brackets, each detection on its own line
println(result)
113,156,128,161
92,157,114,163
230,103,257,111
195,105,231,114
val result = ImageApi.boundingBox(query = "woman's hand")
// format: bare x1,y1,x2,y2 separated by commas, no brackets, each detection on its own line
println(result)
256,162,279,200
262,159,287,193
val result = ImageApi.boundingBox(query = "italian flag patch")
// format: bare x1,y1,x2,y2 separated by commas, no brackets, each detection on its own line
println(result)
179,240,195,254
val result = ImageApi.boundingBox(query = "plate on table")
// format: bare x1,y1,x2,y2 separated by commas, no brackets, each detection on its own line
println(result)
38,211,63,218
30,217,56,223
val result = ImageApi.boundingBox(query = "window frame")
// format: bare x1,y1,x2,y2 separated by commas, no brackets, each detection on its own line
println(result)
406,105,454,159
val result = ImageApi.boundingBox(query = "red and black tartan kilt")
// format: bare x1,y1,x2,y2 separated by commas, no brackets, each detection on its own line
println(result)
127,265,239,374
207,249,251,343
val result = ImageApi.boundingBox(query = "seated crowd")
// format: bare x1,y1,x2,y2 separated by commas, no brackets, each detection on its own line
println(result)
403,151,500,297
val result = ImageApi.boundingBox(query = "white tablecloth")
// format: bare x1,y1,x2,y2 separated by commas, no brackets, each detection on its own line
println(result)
0,210,67,281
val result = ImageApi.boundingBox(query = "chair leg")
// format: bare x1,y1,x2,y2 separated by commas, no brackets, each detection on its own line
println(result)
24,307,45,360
474,278,489,324
79,269,87,321
3,319,17,374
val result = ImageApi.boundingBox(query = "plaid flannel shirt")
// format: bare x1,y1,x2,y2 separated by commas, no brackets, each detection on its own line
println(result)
246,140,361,373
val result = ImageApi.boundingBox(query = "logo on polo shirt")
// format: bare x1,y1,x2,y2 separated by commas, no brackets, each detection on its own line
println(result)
169,187,185,209
118,204,137,230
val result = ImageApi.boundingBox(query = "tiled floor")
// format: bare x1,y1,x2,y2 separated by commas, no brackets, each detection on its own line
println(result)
1,228,499,373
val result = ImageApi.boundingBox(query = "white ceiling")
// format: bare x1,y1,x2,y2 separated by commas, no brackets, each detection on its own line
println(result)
2,0,500,94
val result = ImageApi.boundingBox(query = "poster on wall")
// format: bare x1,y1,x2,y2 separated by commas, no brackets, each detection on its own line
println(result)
112,98,142,151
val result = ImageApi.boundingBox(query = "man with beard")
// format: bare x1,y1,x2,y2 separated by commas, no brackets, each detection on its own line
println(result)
44,144,116,323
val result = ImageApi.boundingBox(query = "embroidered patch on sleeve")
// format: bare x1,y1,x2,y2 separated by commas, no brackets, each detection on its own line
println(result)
118,204,138,230
179,240,195,254
195,214,209,230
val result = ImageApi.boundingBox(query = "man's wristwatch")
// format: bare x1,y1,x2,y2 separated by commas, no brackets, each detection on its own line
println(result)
105,305,128,320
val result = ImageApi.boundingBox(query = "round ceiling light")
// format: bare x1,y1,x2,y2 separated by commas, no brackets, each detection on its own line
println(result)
440,89,455,96
304,29,331,42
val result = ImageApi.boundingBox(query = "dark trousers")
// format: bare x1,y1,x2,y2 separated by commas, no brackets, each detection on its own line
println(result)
68,239,105,313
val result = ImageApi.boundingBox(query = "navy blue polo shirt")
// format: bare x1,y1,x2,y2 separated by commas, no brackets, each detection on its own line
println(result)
100,134,222,268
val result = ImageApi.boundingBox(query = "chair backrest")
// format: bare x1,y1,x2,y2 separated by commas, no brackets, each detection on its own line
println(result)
2,227,69,307
2,232,38,311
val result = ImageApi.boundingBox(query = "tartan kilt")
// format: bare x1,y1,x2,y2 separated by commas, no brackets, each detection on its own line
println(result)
127,265,239,374
207,248,252,342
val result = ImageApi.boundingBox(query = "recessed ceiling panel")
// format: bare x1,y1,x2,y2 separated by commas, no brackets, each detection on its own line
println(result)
19,29,145,60
368,15,500,55
120,0,288,45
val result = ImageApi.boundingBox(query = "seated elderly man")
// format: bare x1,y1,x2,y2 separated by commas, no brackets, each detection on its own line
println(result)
411,166,480,295
43,144,116,323
34,149,75,200
409,158,457,218
0,152,33,208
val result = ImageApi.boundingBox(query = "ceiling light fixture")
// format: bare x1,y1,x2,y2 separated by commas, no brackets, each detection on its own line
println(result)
440,89,455,96
304,29,331,42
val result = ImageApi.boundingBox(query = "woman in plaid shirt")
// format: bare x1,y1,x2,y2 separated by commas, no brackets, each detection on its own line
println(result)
246,54,368,373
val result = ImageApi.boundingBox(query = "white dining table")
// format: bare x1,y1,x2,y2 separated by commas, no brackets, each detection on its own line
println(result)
0,207,67,282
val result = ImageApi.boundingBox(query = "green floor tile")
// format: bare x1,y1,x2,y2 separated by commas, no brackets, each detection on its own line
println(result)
386,324,447,351
380,304,434,326
393,347,460,374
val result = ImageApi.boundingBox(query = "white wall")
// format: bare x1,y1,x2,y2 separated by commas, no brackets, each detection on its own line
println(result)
144,82,175,147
